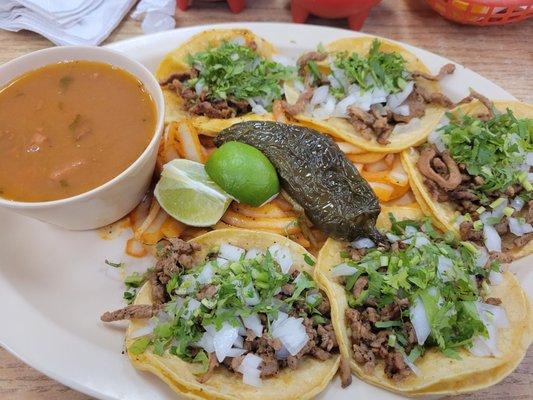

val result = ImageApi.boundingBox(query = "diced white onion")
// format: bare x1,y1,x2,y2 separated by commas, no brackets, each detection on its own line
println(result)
351,238,375,249
483,224,502,253
242,314,263,338
195,80,205,95
248,99,268,115
527,152,533,166
331,66,350,92
176,274,196,295
234,335,244,348
311,85,329,105
183,298,201,319
386,233,400,242
509,217,533,236
402,352,421,376
387,81,414,110
489,270,503,285
491,198,508,220
410,297,431,345
475,247,489,268
391,104,410,116
197,262,214,285
242,283,260,306
225,347,247,358
216,257,229,267
238,353,263,387
271,312,309,356
437,256,454,281
369,86,389,104
405,225,418,237
330,262,357,277
312,94,336,120
275,345,290,360
268,244,293,274
213,322,239,362
219,243,245,261
428,128,447,153
511,197,525,212
245,248,264,260
470,302,509,357
129,319,156,338
334,93,358,117
196,328,215,353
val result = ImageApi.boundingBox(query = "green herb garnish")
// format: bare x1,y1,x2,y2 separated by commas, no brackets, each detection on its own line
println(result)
333,39,408,95
185,41,294,109
442,108,533,201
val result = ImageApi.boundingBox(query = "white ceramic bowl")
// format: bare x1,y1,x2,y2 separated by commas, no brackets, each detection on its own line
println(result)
0,46,165,230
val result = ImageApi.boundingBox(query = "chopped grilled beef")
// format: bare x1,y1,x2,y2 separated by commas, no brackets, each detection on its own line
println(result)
196,284,218,300
160,69,252,118
485,297,502,306
417,145,462,191
100,304,161,322
412,63,455,81
352,276,369,298
280,87,313,116
459,221,484,242
259,354,280,377
197,352,219,383
339,357,353,388
317,324,338,351
297,51,327,76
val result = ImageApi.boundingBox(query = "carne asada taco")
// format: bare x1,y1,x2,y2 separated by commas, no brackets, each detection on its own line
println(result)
282,37,455,153
402,99,533,260
157,29,295,134
102,229,340,400
315,213,532,395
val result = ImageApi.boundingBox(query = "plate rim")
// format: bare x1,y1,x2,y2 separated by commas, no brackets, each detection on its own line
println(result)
0,21,521,400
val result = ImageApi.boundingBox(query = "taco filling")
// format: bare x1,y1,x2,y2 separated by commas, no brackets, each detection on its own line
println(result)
284,39,455,144
159,40,294,119
417,99,533,259
102,237,338,386
330,217,507,380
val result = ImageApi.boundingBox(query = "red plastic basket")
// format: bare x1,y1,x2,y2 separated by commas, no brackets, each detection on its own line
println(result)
425,0,533,25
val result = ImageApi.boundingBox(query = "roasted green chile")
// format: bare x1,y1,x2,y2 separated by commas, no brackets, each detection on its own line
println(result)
215,121,381,241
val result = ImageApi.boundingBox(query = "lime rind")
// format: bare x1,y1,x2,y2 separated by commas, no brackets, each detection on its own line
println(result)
155,159,232,227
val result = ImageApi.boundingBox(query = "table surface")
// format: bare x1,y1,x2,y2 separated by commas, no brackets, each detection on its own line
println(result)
0,1,531,399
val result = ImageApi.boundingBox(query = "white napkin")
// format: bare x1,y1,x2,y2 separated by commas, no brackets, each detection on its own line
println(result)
0,0,136,46
131,0,176,34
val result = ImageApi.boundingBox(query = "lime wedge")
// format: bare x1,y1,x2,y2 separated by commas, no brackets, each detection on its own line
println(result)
154,159,232,227
205,141,279,207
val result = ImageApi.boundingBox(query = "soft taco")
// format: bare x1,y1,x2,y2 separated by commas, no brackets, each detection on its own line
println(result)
156,29,294,135
402,98,533,261
282,36,455,153
102,229,341,400
315,212,532,396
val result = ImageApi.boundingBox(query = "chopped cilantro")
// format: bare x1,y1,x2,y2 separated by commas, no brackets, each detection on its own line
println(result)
333,39,408,94
303,253,315,266
185,41,294,109
104,259,124,268
135,245,328,366
124,272,147,288
128,337,150,355
442,108,533,201
336,217,498,358
59,75,73,90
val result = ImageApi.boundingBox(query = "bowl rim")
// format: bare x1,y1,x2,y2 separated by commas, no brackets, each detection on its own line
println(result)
0,45,165,209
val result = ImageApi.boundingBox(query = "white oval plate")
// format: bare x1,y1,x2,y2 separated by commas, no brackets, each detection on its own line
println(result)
0,22,530,400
